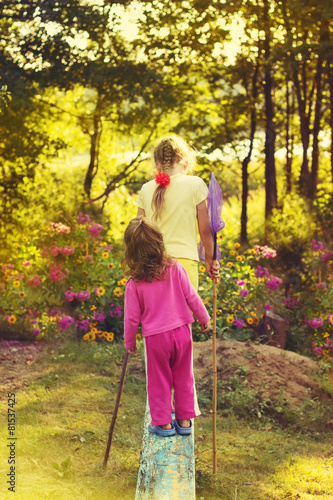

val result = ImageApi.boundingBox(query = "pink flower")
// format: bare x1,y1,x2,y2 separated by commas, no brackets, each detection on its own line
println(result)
313,346,323,357
77,290,90,301
88,223,104,238
76,319,90,331
239,289,248,298
328,314,333,324
28,275,41,287
65,290,78,301
61,245,74,256
326,339,333,349
266,276,282,292
321,250,332,262
265,304,272,310
76,213,91,225
58,315,75,331
316,282,326,290
49,264,68,282
309,239,324,252
49,308,61,317
237,280,246,286
255,245,277,258
93,311,106,322
31,328,41,336
306,317,323,328
23,261,31,266
254,265,270,278
234,318,245,328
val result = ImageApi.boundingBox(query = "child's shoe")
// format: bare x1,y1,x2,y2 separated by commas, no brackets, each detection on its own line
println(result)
173,419,192,435
148,423,176,437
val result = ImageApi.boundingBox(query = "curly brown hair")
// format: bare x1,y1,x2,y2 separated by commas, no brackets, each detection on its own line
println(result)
152,135,196,219
122,216,174,282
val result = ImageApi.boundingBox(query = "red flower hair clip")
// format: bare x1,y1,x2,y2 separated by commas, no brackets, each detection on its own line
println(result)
155,172,170,187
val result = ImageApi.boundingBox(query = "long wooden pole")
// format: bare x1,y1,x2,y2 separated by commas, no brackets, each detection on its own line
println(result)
103,350,129,468
212,261,218,475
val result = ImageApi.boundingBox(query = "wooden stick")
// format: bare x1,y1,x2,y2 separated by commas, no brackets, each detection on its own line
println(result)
103,350,129,468
212,262,217,475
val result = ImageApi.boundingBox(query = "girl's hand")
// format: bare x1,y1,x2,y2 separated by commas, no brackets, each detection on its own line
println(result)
205,259,220,283
201,321,211,333
127,346,137,354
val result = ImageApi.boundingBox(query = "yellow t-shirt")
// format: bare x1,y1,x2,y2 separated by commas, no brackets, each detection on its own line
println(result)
136,174,208,261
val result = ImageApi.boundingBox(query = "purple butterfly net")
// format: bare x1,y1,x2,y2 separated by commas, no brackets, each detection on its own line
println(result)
199,172,225,262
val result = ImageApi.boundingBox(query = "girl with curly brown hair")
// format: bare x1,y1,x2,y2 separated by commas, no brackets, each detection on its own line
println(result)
123,216,211,436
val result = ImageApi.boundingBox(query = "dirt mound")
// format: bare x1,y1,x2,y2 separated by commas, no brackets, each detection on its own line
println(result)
193,339,329,406
0,338,329,409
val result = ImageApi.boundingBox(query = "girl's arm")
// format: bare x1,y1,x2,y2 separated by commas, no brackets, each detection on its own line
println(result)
197,200,219,282
124,282,141,352
137,207,145,217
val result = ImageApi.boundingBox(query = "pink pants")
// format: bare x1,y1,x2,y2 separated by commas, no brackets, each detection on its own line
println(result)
144,324,200,426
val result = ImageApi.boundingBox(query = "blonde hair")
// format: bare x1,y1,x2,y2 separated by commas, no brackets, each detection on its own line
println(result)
152,135,196,219
122,216,174,282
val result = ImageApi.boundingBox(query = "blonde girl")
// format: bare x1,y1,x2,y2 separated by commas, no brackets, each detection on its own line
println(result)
136,135,219,290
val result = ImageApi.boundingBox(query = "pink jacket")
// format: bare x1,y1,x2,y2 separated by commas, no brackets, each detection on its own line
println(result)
124,261,210,349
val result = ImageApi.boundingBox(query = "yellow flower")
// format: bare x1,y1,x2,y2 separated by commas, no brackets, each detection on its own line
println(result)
22,236,28,242
3,275,9,281
91,327,98,334
250,249,256,254
120,278,127,286
106,332,114,342
323,332,329,338
247,318,254,324
113,287,123,297
90,332,96,340
227,316,234,324
136,333,142,340
325,274,331,280
96,286,105,296
13,280,20,287
230,250,237,256
90,305,97,311
92,246,98,253
19,292,25,298
102,252,109,259
7,315,17,325
227,262,233,268
220,261,224,265
234,243,241,248
101,242,107,246
217,310,221,316
236,255,243,262
108,263,114,269
250,311,257,317
199,266,205,273
237,305,242,310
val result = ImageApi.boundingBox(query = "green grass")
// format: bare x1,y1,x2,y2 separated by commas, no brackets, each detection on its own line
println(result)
0,341,332,499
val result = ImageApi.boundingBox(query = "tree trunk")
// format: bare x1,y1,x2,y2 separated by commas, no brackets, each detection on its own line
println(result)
285,75,292,194
241,59,259,244
310,56,323,199
329,62,333,184
263,0,277,220
84,95,103,198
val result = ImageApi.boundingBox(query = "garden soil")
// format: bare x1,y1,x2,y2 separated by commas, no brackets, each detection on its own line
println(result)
0,339,330,408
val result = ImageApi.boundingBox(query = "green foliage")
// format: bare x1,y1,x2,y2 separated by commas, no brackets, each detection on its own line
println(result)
266,194,317,259
51,457,72,478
